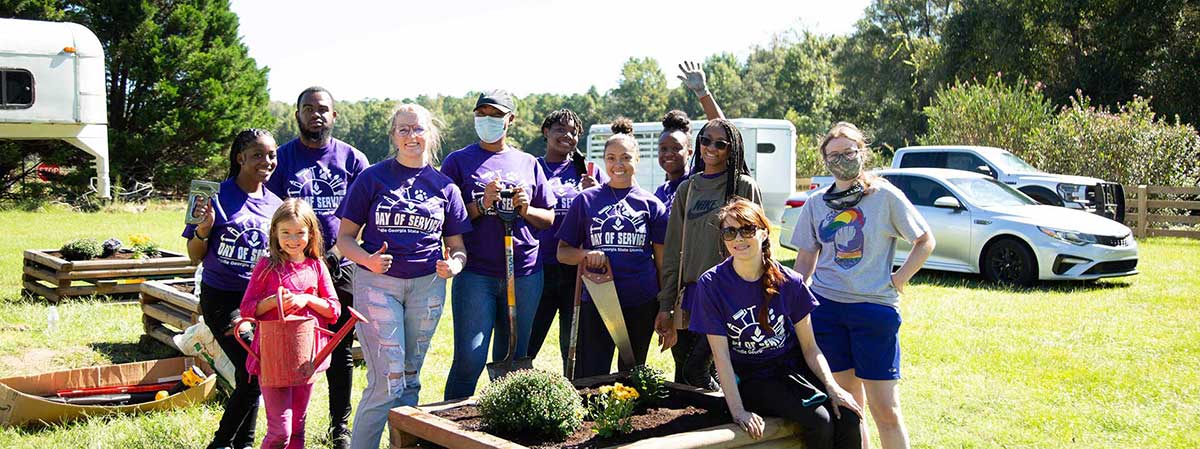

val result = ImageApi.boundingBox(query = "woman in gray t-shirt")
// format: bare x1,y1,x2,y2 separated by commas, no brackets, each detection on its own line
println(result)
791,122,934,449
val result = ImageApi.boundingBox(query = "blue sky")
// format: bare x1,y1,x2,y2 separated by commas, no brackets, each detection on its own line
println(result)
229,0,871,102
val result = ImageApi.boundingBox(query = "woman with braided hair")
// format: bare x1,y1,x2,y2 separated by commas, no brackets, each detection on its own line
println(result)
528,108,608,373
184,129,282,449
656,113,762,389
691,199,862,448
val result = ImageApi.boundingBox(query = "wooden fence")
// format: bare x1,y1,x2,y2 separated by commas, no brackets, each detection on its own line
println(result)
1124,185,1200,239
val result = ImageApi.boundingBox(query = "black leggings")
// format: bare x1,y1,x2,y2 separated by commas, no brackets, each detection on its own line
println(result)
737,353,861,449
199,283,260,449
671,329,719,390
573,299,658,378
325,277,355,438
528,262,577,374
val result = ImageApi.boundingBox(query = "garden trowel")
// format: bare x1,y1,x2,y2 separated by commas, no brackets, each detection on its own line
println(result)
581,260,635,367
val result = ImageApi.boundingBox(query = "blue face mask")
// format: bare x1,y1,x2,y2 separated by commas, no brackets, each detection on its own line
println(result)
474,116,507,143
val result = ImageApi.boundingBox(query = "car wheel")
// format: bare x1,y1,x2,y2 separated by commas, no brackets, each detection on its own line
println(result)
982,238,1037,287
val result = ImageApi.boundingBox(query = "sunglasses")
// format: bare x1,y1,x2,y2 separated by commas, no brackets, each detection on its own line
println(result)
394,126,426,137
721,224,760,241
698,135,733,151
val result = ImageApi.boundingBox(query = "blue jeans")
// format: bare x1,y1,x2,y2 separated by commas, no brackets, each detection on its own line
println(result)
444,269,543,400
350,270,447,449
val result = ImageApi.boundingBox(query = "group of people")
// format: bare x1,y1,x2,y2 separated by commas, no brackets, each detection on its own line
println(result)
183,61,934,449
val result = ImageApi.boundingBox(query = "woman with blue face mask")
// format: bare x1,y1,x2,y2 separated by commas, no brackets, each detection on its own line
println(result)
439,89,556,399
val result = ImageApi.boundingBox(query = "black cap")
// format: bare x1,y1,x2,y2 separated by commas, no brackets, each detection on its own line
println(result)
474,89,515,114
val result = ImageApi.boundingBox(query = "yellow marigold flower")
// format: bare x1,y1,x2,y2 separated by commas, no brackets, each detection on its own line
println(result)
129,233,151,246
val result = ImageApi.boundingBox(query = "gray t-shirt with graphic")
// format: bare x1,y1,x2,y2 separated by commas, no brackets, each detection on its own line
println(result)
790,182,930,307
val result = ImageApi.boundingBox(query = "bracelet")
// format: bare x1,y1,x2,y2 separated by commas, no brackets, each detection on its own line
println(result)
476,197,496,216
194,230,209,242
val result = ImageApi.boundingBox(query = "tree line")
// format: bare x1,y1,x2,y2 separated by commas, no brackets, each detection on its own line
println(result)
1,0,1197,202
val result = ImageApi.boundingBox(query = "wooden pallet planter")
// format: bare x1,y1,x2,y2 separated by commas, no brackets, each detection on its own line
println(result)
140,278,363,360
388,373,802,449
22,248,197,302
140,278,202,350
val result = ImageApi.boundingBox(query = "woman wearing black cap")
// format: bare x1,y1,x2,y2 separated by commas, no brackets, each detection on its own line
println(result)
439,90,557,399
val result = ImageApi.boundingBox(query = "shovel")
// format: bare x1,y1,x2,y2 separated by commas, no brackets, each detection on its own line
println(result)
486,189,534,380
565,264,584,380
580,259,636,367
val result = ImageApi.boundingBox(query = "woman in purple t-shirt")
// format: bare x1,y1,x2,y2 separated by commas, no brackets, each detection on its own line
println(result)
690,199,862,448
334,104,471,449
183,129,282,449
557,119,669,378
528,108,608,373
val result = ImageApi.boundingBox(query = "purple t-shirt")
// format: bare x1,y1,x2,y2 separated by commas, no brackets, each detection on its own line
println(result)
335,159,472,279
440,144,555,278
654,176,686,213
537,158,609,266
182,179,282,291
689,259,819,368
556,184,668,307
265,138,369,252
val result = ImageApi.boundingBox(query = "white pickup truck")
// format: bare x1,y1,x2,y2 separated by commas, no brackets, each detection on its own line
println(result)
791,145,1125,222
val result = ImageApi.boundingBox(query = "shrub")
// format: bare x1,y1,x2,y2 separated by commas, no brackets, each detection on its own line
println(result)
60,238,102,261
1027,94,1200,188
477,369,584,441
921,74,1054,158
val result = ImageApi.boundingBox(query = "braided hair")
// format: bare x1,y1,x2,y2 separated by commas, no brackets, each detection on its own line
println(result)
659,110,691,181
717,199,786,335
691,118,751,203
540,108,587,175
226,129,273,180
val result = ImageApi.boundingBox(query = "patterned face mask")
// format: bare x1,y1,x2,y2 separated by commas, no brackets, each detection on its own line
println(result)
825,150,864,181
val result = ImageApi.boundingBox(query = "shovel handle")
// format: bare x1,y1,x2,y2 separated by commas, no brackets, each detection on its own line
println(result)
232,317,258,362
566,264,584,380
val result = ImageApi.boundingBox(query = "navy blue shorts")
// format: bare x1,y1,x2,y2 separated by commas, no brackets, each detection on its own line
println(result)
810,293,902,381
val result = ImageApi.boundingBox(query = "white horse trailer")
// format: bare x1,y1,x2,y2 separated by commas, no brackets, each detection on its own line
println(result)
586,118,796,222
0,18,110,198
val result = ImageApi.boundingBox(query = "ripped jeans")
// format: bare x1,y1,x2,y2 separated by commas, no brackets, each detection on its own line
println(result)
349,269,447,449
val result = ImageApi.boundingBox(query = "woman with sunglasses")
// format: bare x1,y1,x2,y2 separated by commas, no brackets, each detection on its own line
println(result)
334,104,472,449
528,108,608,374
692,199,862,448
790,122,934,449
655,107,761,389
655,61,724,212
556,119,668,377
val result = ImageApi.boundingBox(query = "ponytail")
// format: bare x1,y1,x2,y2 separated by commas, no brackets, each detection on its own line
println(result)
757,239,786,335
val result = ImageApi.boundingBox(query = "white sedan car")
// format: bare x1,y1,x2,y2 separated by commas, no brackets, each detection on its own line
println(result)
779,168,1138,286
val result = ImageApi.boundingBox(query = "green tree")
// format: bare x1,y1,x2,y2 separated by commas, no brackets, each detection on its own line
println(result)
835,0,957,150
940,0,1199,124
2,0,271,193
608,57,669,122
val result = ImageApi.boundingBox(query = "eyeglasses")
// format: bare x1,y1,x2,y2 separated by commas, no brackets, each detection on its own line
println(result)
720,224,759,241
394,126,426,137
698,135,733,151
826,148,861,159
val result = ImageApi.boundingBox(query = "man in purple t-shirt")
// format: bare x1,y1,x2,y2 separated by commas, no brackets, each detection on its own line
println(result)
440,90,556,400
264,86,368,449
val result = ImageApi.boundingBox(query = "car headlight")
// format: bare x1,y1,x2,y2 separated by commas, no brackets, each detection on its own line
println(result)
1038,226,1098,246
1056,183,1088,203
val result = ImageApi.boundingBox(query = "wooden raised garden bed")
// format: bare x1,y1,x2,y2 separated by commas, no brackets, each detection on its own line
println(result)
22,248,197,302
140,278,202,350
140,278,363,360
388,373,803,449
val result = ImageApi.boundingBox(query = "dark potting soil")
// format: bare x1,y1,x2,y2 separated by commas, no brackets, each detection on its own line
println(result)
429,388,732,449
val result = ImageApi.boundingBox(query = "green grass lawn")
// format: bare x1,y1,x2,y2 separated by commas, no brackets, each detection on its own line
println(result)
0,202,1197,448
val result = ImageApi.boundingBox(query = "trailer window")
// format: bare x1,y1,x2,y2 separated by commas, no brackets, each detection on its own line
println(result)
756,143,776,154
1,69,34,108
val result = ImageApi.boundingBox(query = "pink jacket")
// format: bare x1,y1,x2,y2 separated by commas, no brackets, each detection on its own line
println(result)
239,257,341,377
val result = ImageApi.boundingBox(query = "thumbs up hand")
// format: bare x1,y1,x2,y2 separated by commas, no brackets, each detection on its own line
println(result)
366,241,393,274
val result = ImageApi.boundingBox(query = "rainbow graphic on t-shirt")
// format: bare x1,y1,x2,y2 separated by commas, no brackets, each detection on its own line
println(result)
818,208,866,269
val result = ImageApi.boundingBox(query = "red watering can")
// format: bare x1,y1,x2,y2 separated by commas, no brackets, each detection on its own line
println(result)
234,287,367,388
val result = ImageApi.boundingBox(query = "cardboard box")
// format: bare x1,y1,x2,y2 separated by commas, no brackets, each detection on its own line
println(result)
0,356,217,426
